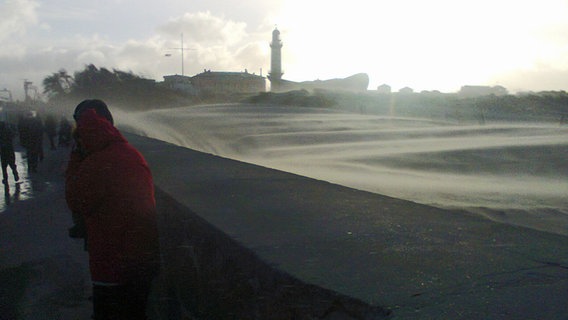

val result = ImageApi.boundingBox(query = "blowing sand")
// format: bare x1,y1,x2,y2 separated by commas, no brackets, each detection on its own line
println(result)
117,104,568,236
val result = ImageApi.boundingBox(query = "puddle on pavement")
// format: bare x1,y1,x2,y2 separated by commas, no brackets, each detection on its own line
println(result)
0,151,53,212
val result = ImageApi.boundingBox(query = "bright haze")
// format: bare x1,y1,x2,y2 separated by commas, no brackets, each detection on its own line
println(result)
2,0,568,99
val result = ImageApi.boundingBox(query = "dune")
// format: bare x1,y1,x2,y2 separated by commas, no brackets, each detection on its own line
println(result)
116,104,568,236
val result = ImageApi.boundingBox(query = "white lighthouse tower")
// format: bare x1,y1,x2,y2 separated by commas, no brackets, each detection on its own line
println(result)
268,27,283,91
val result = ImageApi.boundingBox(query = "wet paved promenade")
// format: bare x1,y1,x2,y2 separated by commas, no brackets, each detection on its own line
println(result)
0,145,92,319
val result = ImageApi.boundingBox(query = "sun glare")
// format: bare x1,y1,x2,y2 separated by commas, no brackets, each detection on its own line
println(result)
271,0,568,91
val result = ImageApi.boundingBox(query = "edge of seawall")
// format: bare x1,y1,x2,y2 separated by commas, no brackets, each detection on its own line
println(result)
127,132,568,320
153,187,390,319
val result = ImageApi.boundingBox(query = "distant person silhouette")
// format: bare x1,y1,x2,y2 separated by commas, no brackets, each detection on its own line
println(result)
18,111,44,173
58,115,72,147
65,99,160,320
44,113,57,150
0,121,19,185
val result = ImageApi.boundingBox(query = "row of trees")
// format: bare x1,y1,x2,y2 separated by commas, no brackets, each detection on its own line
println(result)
42,64,196,112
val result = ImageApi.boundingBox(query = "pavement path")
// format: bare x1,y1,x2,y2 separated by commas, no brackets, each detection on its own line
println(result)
0,145,92,320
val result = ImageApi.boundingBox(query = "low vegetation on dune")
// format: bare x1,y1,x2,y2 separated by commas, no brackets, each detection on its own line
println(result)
6,64,563,125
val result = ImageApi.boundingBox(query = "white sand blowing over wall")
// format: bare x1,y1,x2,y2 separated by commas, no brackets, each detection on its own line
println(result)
115,104,568,236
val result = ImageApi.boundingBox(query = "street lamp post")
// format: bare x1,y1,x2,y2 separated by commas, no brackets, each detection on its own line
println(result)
168,33,192,76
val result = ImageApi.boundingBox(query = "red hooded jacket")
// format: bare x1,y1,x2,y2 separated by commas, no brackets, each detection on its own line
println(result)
66,109,159,284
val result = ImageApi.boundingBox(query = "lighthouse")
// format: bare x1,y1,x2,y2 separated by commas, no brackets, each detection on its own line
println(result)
268,27,283,91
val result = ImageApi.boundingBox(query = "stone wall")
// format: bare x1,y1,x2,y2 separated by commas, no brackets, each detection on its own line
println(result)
150,187,391,320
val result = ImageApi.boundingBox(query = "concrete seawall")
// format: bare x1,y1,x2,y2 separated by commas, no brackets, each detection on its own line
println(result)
153,189,389,319
133,131,391,319
126,133,568,320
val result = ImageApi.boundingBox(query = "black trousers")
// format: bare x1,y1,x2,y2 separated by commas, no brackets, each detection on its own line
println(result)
1,149,17,181
92,280,153,320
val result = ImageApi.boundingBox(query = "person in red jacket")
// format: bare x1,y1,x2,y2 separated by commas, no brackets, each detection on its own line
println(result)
65,99,160,320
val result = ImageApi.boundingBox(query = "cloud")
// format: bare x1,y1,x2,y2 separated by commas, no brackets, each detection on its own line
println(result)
158,11,248,46
115,39,172,77
153,11,270,75
76,50,108,66
4,0,565,100
494,66,568,92
0,0,39,42
0,7,271,101
234,42,267,72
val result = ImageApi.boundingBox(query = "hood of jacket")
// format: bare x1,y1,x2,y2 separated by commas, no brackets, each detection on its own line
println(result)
76,108,126,153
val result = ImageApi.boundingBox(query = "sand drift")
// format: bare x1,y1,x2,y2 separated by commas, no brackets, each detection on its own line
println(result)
117,104,568,235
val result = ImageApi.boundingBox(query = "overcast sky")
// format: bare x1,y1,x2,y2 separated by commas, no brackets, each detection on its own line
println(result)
1,0,568,100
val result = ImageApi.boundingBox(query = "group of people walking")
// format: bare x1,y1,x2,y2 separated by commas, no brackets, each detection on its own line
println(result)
0,110,73,185
0,100,159,318
0,100,160,319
